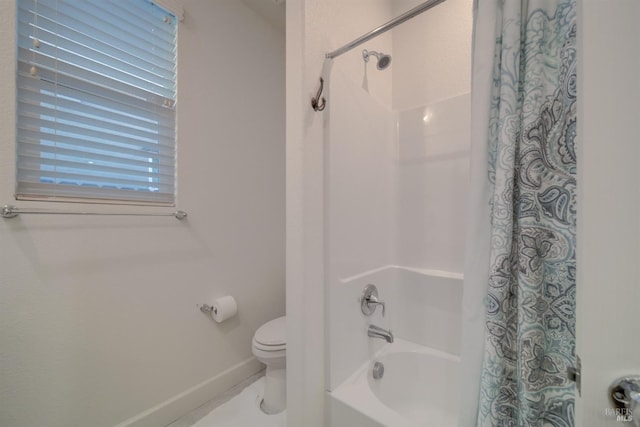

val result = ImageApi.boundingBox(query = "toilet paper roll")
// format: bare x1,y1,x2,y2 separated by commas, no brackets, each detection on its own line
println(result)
212,296,237,323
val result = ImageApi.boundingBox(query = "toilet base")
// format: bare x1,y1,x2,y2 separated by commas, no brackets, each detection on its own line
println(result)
260,366,286,414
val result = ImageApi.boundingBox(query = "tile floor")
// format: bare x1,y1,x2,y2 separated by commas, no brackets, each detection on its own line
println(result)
167,373,287,427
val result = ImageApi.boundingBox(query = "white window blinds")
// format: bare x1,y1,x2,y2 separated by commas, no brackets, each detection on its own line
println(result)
16,0,177,205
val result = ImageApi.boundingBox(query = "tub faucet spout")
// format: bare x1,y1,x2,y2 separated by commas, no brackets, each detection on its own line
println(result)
368,324,394,343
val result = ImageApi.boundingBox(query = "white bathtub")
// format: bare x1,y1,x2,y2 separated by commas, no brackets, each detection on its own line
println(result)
329,338,460,427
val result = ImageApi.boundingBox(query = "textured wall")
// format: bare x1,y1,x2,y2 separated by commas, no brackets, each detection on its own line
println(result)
0,1,285,425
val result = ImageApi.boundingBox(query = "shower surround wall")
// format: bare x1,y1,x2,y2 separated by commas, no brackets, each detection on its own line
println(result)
325,0,472,387
286,0,471,423
0,1,284,426
322,0,472,298
392,0,472,274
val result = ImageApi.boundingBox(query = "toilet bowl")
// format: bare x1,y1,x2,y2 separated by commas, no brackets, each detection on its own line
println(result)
252,316,286,414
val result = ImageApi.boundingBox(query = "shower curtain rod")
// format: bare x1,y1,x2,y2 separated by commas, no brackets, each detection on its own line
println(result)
325,0,447,60
1,204,188,220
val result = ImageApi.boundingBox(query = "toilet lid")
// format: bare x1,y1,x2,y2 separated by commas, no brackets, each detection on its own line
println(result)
254,316,286,347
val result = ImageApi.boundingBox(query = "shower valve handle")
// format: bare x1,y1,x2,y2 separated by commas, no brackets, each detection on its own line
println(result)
366,295,385,317
361,284,385,317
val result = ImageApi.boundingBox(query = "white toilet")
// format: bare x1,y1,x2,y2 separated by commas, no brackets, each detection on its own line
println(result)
252,316,286,414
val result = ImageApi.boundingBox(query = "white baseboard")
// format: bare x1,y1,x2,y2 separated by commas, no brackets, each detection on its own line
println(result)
114,356,263,427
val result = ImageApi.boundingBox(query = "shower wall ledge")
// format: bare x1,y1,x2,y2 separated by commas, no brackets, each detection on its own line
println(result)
339,264,463,284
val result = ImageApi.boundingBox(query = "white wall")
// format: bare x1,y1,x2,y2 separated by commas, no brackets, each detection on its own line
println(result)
578,1,640,425
0,1,285,426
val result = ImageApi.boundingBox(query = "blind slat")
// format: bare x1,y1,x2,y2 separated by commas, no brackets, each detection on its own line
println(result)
18,116,175,154
16,0,177,205
18,141,175,172
18,48,175,101
17,182,174,205
19,101,175,145
24,0,176,51
16,12,176,79
16,27,175,87
17,58,174,112
17,128,176,160
18,161,175,187
17,74,175,128
18,170,174,193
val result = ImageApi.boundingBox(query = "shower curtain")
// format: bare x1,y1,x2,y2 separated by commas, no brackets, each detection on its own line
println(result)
461,0,577,426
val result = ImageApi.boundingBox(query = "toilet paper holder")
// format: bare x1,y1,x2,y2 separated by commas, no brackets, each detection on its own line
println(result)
199,304,217,315
198,296,238,323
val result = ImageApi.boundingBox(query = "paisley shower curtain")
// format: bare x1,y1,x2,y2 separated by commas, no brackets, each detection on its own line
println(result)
461,0,577,426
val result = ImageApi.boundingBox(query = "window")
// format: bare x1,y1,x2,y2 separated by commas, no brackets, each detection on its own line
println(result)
16,0,178,205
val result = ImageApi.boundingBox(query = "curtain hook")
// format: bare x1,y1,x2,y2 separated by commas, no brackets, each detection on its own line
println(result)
311,77,326,111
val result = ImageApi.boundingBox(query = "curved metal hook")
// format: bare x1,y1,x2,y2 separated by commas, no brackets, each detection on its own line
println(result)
311,77,326,112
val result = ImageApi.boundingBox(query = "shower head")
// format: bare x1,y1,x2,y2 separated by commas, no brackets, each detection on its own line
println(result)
362,49,392,70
